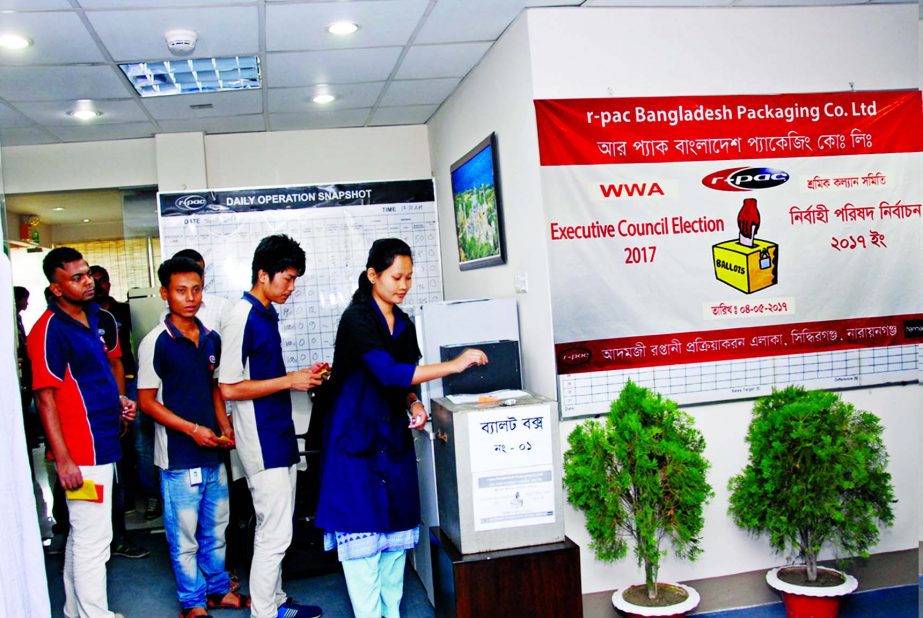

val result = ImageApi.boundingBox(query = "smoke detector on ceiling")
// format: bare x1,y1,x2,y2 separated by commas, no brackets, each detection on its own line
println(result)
165,29,198,56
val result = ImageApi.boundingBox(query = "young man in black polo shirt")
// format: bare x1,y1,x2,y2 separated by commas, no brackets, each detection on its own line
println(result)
137,257,246,618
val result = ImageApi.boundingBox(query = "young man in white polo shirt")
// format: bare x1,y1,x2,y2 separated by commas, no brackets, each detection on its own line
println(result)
218,235,327,618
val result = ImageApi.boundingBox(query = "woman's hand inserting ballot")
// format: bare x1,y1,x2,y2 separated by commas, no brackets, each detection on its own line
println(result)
450,348,488,374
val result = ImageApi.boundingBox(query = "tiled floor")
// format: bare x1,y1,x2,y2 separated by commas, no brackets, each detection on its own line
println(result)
34,444,435,618
34,443,919,617
695,585,917,617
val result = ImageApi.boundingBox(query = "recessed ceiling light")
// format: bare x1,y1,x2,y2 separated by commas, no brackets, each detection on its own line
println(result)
82,218,91,223
52,207,65,212
313,94,336,105
327,21,359,36
69,100,102,121
0,33,32,50
70,109,102,121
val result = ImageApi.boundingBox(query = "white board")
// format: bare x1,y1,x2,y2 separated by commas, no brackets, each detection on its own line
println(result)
157,179,443,371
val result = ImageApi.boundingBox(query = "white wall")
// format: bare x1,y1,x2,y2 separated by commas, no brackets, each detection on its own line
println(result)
430,3,921,595
427,15,558,399
1,139,158,195
2,125,432,196
203,125,432,189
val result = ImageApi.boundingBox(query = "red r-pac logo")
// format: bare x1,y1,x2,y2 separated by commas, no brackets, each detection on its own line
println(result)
702,167,789,192
559,347,591,366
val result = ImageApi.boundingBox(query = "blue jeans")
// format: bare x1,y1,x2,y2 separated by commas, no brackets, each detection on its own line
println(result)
161,464,231,609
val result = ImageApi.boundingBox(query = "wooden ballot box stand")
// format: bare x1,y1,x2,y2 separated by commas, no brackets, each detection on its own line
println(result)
430,527,582,618
428,395,582,616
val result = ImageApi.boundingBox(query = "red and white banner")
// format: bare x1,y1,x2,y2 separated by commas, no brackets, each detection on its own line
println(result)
534,90,923,413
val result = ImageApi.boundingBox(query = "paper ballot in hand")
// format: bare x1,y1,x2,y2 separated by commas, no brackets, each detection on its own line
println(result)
65,480,104,503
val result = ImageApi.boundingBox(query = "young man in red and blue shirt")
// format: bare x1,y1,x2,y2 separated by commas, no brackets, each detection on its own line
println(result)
29,247,135,618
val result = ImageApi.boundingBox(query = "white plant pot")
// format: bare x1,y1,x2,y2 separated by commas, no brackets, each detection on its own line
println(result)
766,566,858,618
766,566,858,597
611,582,700,617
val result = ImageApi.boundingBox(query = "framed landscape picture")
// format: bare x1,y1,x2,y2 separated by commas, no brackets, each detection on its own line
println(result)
450,133,506,270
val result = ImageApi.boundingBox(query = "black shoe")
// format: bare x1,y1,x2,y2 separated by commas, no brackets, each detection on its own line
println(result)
144,496,162,520
45,533,67,555
110,540,150,559
277,598,322,618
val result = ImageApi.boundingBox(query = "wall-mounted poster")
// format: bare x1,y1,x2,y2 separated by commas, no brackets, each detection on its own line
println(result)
450,133,506,270
534,91,923,417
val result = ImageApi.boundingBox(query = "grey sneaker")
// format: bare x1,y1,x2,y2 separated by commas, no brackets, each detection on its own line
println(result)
110,540,150,559
144,496,163,520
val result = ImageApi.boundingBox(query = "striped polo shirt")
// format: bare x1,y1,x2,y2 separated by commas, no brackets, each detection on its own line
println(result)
218,292,299,477
28,301,122,466
137,317,223,470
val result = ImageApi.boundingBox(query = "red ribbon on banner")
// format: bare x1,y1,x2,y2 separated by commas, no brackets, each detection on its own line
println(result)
535,91,923,166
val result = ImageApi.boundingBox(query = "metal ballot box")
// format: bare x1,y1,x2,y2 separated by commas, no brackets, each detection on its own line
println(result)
431,394,564,554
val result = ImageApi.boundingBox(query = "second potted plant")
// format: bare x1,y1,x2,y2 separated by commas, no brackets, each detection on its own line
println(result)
564,380,713,617
727,386,896,618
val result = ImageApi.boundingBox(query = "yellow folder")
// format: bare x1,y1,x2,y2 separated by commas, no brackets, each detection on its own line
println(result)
65,480,104,503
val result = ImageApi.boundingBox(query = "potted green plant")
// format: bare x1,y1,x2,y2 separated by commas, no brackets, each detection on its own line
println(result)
563,380,713,617
728,386,896,618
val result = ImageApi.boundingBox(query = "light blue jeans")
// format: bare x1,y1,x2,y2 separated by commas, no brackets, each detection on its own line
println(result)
161,464,230,609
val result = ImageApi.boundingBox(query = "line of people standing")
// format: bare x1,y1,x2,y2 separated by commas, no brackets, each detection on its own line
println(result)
28,235,487,618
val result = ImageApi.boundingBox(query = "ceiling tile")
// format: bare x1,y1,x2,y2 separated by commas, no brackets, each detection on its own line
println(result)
397,42,492,80
18,99,148,125
268,82,386,113
157,114,267,135
415,0,527,44
0,65,134,101
269,109,371,131
46,121,157,142
380,78,460,106
266,48,403,87
368,104,438,126
0,0,72,8
0,11,107,65
0,101,33,127
584,0,734,4
266,0,429,51
732,0,864,4
79,0,254,6
0,126,60,146
141,89,263,120
86,7,259,62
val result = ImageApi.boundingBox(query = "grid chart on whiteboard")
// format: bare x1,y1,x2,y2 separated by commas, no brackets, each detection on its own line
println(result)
160,202,442,371
559,345,920,417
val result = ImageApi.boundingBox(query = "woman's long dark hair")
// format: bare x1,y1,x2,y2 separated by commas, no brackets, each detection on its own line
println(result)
352,238,413,303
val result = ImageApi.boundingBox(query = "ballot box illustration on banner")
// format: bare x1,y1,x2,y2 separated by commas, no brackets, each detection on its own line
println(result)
712,197,778,294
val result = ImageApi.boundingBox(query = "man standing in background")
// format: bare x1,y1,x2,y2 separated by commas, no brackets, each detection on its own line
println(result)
15,285,38,449
89,264,151,559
